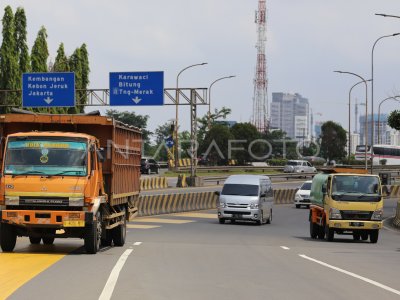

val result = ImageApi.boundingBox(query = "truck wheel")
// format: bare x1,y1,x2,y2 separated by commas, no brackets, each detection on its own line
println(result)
361,231,369,241
1,223,17,252
369,230,379,243
317,226,325,239
29,237,41,244
352,233,360,241
325,224,334,242
310,221,318,239
42,237,55,245
85,220,100,254
113,209,126,247
101,230,113,247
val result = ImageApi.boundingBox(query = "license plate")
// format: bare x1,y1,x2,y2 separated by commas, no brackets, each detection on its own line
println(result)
232,214,241,218
64,220,85,227
350,222,364,227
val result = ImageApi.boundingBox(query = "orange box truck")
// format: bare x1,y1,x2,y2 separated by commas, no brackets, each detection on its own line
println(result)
0,111,141,253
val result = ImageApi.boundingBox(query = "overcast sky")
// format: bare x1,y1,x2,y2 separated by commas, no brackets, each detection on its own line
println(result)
2,0,400,135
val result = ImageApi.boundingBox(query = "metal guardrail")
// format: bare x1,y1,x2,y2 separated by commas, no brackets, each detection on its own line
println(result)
202,172,317,185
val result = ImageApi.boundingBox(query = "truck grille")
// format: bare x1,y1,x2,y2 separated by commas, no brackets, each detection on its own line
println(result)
19,197,69,206
340,210,372,221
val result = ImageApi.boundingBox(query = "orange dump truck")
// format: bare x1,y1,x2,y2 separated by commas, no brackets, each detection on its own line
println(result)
0,112,141,253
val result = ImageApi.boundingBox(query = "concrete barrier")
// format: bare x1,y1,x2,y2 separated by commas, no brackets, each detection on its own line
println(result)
140,177,169,190
137,189,298,216
137,191,218,216
273,189,297,205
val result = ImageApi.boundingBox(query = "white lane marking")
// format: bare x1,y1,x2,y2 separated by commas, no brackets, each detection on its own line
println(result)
99,249,133,300
280,246,290,250
133,242,142,246
299,254,400,296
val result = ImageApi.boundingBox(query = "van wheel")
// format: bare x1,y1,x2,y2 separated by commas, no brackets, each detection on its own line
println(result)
266,210,272,224
219,218,225,224
295,204,301,209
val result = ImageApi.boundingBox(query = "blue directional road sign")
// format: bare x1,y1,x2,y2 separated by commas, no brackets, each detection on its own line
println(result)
22,72,75,107
109,71,164,106
165,136,174,148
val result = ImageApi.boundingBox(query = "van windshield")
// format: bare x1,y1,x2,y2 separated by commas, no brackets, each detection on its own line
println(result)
222,184,259,196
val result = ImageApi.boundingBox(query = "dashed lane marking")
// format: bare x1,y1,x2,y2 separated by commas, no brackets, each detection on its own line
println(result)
280,246,290,250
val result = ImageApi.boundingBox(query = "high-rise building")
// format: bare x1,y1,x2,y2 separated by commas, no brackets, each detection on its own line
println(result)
359,114,388,145
270,93,309,140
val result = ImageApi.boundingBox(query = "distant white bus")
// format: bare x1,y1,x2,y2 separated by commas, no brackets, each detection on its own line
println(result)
355,144,400,165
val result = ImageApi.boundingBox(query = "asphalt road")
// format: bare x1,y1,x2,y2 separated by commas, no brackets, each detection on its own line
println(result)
2,198,400,300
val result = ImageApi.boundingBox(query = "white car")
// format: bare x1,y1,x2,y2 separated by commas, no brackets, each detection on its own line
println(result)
284,160,317,173
294,180,312,208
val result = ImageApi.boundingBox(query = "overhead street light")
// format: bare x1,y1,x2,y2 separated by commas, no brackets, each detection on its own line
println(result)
347,79,372,163
377,96,400,144
370,33,400,159
208,75,236,130
174,62,207,169
334,71,369,171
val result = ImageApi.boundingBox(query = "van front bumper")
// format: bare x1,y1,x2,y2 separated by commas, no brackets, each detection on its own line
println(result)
328,219,382,230
218,208,261,221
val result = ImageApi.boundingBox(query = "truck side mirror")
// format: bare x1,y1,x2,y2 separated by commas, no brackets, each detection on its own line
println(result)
97,148,105,163
214,191,220,196
322,185,327,194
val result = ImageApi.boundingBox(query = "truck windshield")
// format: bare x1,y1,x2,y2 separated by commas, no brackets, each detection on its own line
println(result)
331,175,381,202
221,184,259,196
4,137,88,177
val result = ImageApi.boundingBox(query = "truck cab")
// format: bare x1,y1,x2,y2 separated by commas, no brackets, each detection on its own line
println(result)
309,169,383,243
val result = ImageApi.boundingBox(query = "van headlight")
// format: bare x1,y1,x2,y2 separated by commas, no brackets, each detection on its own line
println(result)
218,202,226,208
371,209,383,221
295,194,303,200
329,208,342,220
250,203,259,209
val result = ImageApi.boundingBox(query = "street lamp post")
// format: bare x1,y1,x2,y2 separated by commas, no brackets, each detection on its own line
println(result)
208,75,236,130
377,96,400,144
174,62,207,169
371,33,400,158
347,79,372,163
335,71,368,171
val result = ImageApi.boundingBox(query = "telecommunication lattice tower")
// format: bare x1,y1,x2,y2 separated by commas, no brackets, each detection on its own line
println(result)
252,0,268,132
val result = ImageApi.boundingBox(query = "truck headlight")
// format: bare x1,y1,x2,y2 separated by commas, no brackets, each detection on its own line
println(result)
250,203,259,209
329,208,342,220
5,196,19,205
371,209,383,221
69,197,84,206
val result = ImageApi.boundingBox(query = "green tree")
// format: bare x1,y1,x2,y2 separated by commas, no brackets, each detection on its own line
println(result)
67,47,82,114
197,106,231,145
31,26,49,72
320,121,347,162
387,110,400,130
230,122,262,164
152,121,175,161
199,124,234,165
0,6,19,112
53,43,69,72
14,7,30,81
78,43,90,113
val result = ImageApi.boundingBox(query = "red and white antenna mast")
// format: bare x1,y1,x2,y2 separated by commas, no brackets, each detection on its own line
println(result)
252,0,268,132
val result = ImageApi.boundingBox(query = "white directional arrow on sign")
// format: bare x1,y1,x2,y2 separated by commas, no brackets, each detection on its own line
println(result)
132,96,142,104
44,96,53,105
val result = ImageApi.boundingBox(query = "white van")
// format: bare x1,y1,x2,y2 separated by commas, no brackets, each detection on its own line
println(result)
216,175,274,225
